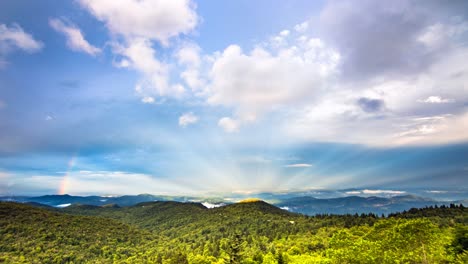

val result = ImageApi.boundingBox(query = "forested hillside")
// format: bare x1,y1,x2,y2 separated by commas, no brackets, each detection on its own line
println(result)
1,201,467,263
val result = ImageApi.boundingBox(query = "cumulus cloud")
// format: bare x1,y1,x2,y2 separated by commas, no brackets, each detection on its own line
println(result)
116,38,168,85
78,0,197,45
176,43,201,66
79,0,198,100
207,39,339,127
114,38,186,98
49,18,101,56
179,112,198,127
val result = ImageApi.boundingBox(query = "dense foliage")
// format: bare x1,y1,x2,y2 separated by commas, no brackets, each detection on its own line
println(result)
1,201,467,263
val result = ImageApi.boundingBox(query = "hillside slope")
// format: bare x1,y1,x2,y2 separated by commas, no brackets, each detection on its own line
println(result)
1,201,467,263
0,202,159,263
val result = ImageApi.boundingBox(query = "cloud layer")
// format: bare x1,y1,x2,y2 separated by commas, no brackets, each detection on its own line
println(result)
68,0,468,146
200,0,468,146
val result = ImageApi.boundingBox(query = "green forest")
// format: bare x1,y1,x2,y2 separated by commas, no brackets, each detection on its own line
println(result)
1,201,467,263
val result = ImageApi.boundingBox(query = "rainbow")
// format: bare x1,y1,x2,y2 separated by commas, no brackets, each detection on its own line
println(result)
58,155,76,195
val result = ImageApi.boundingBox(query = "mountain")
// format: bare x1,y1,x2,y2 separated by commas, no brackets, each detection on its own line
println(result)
275,195,448,215
1,193,464,216
0,194,227,208
61,200,305,240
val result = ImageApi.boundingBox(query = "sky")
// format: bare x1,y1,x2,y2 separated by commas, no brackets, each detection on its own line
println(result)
0,0,467,196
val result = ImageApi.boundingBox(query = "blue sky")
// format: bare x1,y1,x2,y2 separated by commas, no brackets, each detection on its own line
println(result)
0,0,467,196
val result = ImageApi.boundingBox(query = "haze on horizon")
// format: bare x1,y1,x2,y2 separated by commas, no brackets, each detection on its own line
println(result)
0,0,467,196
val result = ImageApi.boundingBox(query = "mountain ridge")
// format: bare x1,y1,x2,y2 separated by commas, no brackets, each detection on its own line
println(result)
1,193,465,216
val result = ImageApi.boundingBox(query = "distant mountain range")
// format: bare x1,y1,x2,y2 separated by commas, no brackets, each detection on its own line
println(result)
1,193,465,215
275,195,467,215
0,194,218,207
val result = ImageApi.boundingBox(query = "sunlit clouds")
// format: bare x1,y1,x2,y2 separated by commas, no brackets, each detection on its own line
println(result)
0,0,467,195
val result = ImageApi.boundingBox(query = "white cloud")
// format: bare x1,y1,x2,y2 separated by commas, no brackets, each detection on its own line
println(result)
285,163,313,168
78,0,468,147
201,202,223,209
0,23,43,54
202,2,467,145
279,30,290,37
179,112,198,127
345,189,406,196
361,189,406,195
283,38,468,146
392,112,468,145
141,96,155,104
49,18,101,56
181,69,204,91
207,42,340,121
176,43,200,67
78,0,197,45
79,0,198,101
117,39,166,82
345,191,361,195
426,190,447,194
294,22,309,33
0,23,42,67
419,96,453,104
218,117,240,133
202,4,467,144
176,43,205,91
114,38,187,99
